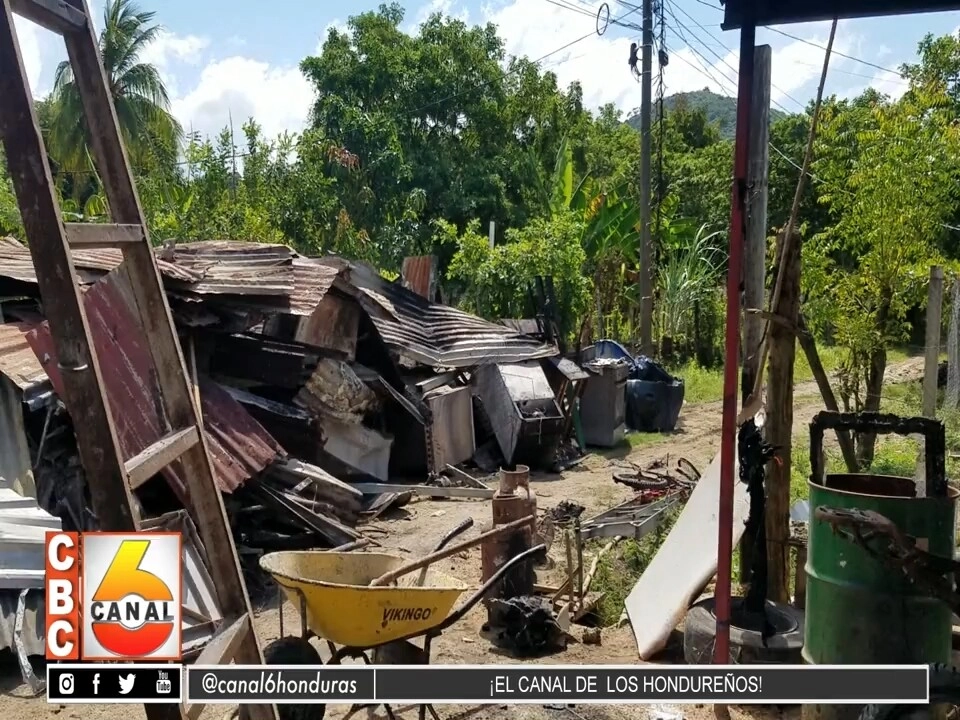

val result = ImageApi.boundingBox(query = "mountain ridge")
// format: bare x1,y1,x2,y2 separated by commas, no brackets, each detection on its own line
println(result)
625,88,789,139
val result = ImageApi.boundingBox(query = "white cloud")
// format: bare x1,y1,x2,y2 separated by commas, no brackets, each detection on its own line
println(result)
404,0,470,34
12,17,44,94
171,56,313,144
140,30,209,69
138,30,209,97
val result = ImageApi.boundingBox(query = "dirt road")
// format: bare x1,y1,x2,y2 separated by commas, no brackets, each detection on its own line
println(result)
0,356,926,720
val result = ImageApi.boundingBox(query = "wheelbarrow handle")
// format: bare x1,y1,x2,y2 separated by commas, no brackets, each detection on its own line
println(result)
809,411,947,497
369,514,536,587
433,543,547,636
413,518,476,588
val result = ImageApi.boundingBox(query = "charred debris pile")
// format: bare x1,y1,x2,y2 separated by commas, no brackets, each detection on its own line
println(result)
0,240,594,594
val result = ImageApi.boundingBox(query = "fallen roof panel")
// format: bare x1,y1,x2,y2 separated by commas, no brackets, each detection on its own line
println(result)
25,270,283,495
163,240,296,295
319,258,558,368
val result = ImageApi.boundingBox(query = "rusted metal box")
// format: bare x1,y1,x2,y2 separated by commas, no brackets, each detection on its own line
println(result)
473,362,565,468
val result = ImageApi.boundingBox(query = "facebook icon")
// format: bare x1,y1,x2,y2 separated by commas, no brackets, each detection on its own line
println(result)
92,673,100,695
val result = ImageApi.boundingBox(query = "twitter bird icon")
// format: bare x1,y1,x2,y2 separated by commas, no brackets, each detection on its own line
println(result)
118,673,136,695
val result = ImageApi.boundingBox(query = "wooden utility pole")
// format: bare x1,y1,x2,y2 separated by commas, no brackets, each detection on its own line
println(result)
739,44,771,585
638,0,654,356
946,278,960,410
763,19,837,604
922,265,944,418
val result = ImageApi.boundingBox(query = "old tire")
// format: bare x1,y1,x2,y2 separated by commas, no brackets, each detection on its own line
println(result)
263,636,325,720
683,596,804,664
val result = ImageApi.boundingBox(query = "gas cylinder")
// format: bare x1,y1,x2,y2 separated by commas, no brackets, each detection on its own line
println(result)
481,465,537,625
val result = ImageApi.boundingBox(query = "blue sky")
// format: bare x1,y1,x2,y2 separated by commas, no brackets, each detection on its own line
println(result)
12,0,960,144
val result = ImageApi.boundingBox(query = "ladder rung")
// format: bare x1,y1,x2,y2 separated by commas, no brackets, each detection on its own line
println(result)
125,426,200,489
9,0,86,35
64,222,144,248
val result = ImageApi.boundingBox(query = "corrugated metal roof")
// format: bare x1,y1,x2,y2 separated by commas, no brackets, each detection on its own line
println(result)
164,241,296,295
0,236,201,284
0,323,47,391
25,271,283,496
290,257,339,315
319,258,559,369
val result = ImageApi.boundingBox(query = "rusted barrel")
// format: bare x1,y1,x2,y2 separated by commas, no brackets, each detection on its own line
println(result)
802,412,956,720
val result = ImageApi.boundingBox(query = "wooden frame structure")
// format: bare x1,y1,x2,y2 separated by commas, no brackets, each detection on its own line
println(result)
0,1,276,718
712,0,960,665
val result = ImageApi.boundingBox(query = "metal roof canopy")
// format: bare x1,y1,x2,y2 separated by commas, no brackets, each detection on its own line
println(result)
721,0,960,30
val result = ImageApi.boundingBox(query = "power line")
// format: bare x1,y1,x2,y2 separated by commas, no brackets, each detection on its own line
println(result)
762,25,906,78
664,0,807,111
407,2,645,116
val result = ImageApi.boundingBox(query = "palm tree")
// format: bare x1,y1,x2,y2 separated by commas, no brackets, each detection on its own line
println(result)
47,0,182,184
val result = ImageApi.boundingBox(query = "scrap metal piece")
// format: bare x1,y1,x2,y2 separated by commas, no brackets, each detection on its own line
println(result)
14,588,43,696
489,595,566,657
815,505,960,612
579,494,679,541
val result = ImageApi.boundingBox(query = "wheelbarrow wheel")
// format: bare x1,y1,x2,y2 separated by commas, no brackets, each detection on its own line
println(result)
263,636,326,720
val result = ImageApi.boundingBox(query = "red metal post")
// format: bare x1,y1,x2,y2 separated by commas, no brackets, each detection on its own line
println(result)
713,21,756,664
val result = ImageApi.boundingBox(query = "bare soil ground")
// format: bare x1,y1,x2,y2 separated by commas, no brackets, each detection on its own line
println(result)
0,356,926,720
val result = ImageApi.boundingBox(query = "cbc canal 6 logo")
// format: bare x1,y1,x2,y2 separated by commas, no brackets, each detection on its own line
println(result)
82,533,182,661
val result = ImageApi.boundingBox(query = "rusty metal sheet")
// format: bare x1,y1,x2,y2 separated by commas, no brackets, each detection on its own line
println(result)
290,257,339,316
164,241,296,295
319,258,558,369
400,255,436,299
0,236,201,284
25,271,283,495
0,323,46,391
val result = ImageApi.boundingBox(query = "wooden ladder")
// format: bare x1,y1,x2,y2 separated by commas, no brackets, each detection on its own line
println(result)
0,1,276,719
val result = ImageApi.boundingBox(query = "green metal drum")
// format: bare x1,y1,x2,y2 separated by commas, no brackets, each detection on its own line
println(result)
802,412,958,720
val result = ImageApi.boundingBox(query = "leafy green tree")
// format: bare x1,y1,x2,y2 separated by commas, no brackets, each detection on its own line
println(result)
47,0,182,184
442,213,592,341
300,3,588,267
806,86,960,467
0,150,22,238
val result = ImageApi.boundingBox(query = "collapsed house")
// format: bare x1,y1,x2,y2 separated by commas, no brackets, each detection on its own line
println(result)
0,237,600,664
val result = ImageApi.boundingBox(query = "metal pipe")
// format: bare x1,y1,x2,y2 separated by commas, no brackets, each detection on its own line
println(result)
714,21,756,665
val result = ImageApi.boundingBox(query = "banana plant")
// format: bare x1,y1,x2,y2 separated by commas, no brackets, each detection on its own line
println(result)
537,135,641,265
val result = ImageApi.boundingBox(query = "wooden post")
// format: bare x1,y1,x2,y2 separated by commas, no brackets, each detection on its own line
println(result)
739,44,771,585
764,228,801,604
923,266,944,418
946,278,960,410
797,314,858,471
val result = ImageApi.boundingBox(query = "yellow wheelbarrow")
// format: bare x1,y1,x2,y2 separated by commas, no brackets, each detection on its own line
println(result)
259,516,544,720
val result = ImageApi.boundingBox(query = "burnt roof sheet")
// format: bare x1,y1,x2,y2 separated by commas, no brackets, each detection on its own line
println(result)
25,271,283,495
320,258,558,369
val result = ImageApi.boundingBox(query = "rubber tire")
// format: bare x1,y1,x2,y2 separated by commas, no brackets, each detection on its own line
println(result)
683,596,804,664
858,663,960,720
262,636,326,720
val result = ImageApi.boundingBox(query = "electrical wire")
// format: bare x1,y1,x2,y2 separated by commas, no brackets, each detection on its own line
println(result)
664,0,807,111
762,25,907,79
